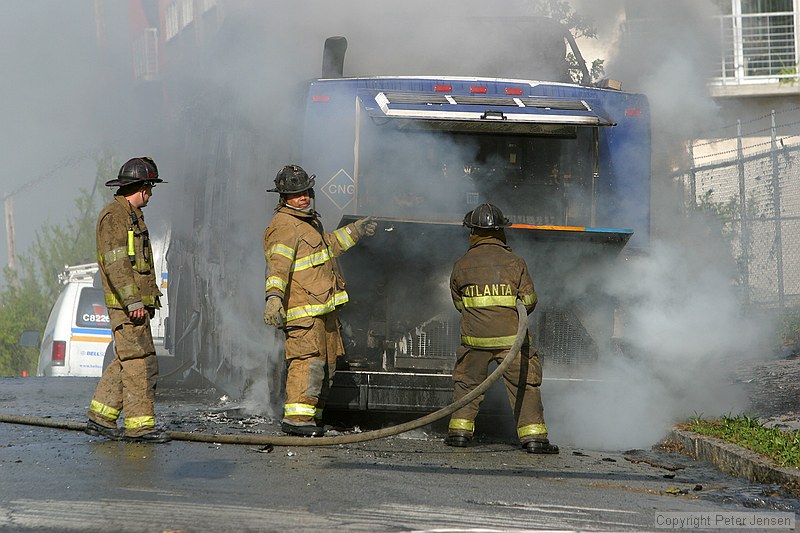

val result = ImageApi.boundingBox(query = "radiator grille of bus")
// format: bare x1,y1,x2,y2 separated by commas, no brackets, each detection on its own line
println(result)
397,318,461,360
538,309,597,365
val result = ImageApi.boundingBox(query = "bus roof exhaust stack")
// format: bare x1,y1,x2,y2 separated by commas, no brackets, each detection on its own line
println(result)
322,36,347,78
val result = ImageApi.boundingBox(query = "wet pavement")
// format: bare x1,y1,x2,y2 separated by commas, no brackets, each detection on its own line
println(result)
652,353,800,497
1,375,800,531
737,354,800,432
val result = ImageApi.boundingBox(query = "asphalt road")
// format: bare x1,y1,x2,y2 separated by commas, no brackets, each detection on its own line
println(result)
1,377,798,532
737,354,800,431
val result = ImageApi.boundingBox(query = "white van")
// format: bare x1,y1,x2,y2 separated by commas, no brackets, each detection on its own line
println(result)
149,229,170,359
36,263,111,377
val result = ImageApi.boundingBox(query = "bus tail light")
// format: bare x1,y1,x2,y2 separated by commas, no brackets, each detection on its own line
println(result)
505,87,523,96
434,84,452,92
470,86,488,94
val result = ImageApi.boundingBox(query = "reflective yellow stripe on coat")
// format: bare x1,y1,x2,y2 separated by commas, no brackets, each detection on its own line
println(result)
333,227,356,250
105,293,157,308
462,295,517,308
285,291,349,322
98,249,151,272
265,244,294,292
461,332,532,349
460,334,518,348
293,247,333,272
461,293,535,309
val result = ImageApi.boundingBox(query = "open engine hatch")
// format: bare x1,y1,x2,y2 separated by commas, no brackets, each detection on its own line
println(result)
339,216,632,247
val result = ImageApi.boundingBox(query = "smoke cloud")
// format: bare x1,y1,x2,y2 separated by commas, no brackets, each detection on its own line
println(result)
4,1,773,449
543,211,768,449
535,0,771,450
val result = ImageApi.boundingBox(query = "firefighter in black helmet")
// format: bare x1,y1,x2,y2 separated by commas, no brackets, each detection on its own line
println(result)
85,156,171,443
263,164,377,437
447,203,558,454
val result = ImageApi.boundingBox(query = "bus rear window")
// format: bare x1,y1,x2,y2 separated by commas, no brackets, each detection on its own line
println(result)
357,118,596,226
76,288,111,329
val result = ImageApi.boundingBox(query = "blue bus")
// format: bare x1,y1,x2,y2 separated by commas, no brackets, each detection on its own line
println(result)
296,36,651,412
166,19,651,413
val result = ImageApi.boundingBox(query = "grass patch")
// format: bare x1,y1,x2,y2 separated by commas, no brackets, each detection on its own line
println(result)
680,414,800,468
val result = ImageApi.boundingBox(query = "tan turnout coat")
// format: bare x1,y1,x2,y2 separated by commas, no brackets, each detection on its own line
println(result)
263,206,362,326
450,236,537,348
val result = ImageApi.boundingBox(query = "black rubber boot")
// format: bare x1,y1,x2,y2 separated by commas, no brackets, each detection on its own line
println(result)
524,439,559,454
85,419,122,441
281,422,324,437
124,430,172,443
444,435,471,447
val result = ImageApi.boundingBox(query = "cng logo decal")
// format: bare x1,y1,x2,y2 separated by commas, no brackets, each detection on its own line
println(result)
322,169,355,210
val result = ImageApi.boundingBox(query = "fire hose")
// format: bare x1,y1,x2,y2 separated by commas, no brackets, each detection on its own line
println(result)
0,302,528,447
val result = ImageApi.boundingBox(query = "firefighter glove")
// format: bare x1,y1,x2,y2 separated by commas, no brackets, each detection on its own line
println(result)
264,296,286,328
354,216,377,238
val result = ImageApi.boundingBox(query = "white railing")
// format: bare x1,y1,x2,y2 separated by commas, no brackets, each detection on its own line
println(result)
712,10,799,85
133,28,159,82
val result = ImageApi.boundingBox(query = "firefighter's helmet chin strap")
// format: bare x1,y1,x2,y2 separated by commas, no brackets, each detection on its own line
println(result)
279,189,318,216
283,203,318,216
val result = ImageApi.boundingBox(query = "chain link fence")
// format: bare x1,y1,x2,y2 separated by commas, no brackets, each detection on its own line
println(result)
679,111,800,310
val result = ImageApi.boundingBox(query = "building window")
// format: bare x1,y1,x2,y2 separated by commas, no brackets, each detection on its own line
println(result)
165,2,179,41
713,0,798,84
181,0,194,29
133,28,159,81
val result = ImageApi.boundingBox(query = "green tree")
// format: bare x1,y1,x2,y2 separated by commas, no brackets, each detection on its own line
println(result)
696,188,757,291
532,0,597,39
0,257,52,375
531,0,606,84
0,152,116,376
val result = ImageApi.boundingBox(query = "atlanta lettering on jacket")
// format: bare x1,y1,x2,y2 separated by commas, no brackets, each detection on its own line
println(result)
463,283,513,297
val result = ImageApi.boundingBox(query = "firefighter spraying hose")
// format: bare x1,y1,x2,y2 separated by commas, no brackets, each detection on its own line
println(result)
0,302,527,447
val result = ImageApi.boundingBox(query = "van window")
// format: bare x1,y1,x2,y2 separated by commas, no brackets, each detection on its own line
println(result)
75,287,111,329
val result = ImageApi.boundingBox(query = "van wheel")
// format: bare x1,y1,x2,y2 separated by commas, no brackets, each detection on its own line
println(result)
102,341,115,371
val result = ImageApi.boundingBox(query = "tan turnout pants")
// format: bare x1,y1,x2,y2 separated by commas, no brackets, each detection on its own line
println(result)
448,341,548,445
87,309,158,437
282,312,344,426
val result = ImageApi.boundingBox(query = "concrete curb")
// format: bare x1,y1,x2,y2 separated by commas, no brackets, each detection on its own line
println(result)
668,429,800,486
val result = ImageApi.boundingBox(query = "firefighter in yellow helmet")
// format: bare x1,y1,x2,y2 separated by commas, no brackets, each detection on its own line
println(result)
85,157,170,443
263,164,377,437
446,203,558,454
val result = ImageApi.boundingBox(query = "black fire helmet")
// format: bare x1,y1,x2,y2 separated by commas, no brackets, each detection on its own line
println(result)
268,164,316,194
105,157,164,188
463,203,511,230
